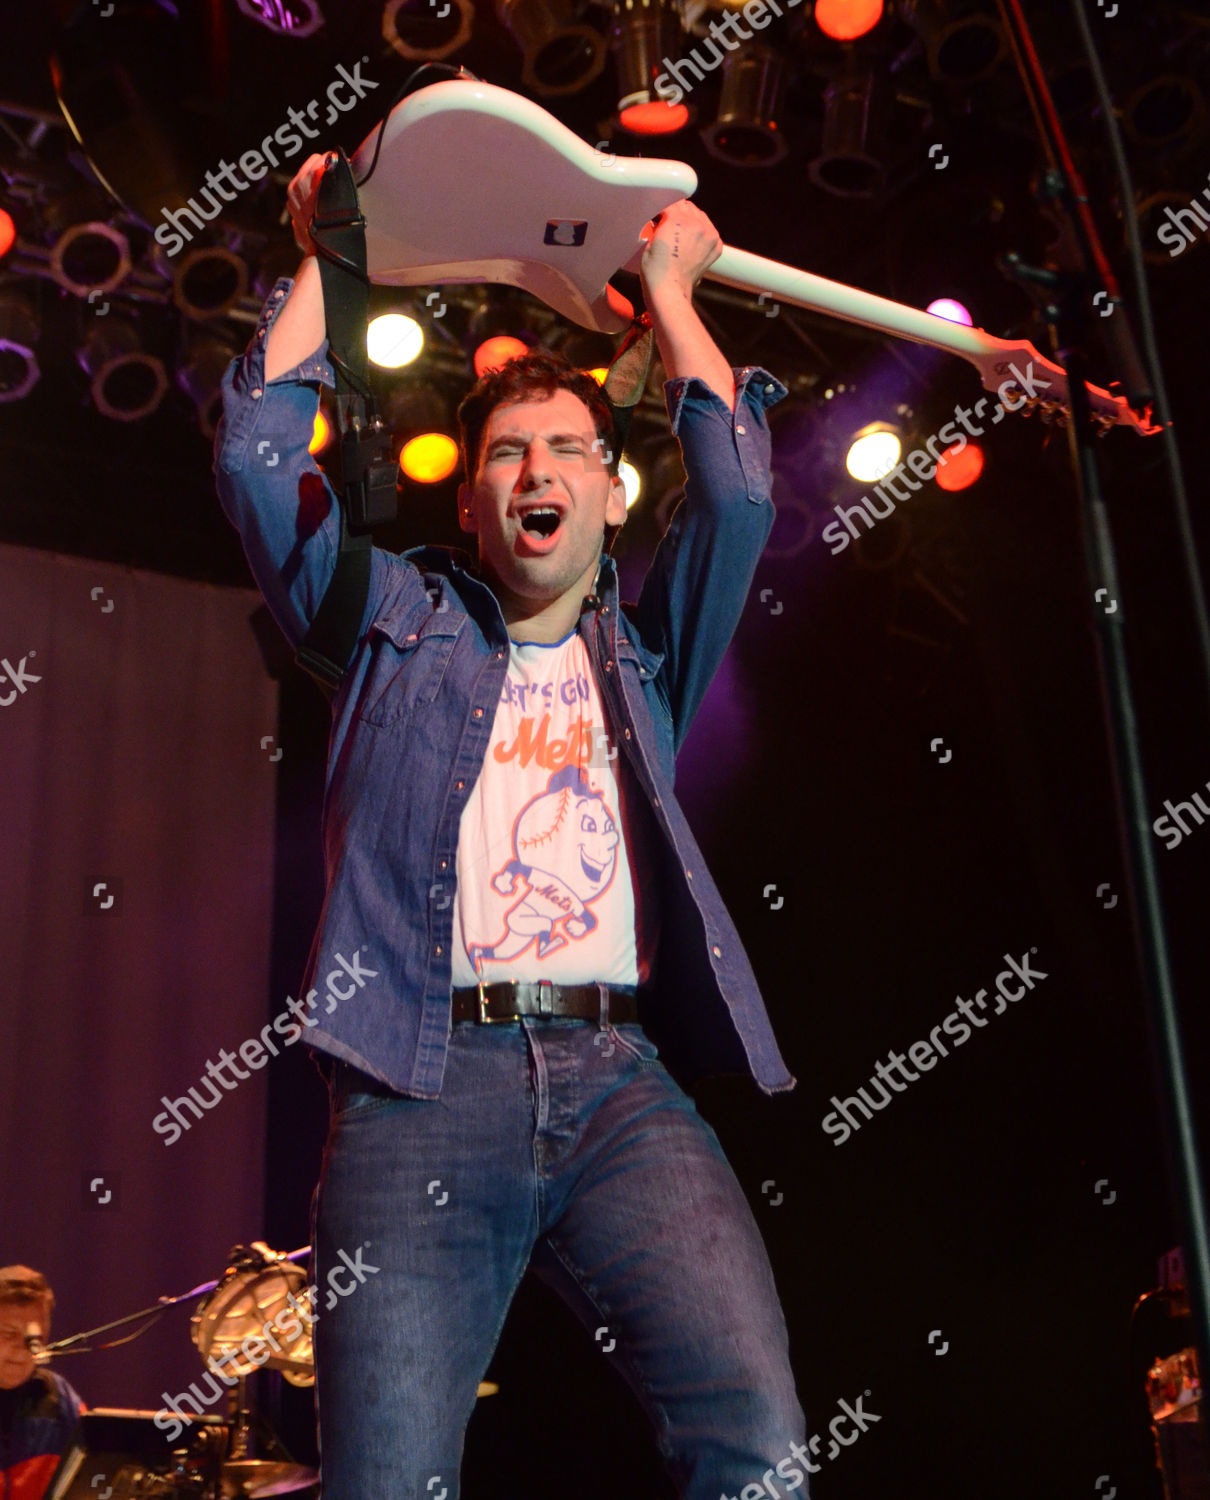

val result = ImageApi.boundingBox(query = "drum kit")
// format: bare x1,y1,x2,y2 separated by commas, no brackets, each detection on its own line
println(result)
44,1240,500,1500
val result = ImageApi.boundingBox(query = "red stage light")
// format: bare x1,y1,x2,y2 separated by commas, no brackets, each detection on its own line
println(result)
473,335,529,378
619,101,690,135
0,209,15,260
815,0,883,41
935,441,984,492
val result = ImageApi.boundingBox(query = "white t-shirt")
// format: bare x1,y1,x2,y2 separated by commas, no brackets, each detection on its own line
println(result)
450,628,660,988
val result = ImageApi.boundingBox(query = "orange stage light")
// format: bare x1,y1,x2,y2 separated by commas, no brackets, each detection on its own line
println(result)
935,441,984,492
400,432,460,484
0,210,15,260
309,409,331,455
619,101,690,135
815,0,883,41
473,335,529,378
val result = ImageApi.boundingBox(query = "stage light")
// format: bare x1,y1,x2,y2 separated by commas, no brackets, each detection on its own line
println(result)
382,0,473,61
177,337,241,438
610,0,689,134
368,313,423,369
808,71,886,197
846,424,901,482
815,0,883,42
48,220,130,299
496,0,607,96
619,100,689,133
0,290,40,404
172,246,249,322
310,409,331,455
400,432,460,483
619,458,640,508
78,321,169,422
927,298,973,325
935,441,983,491
901,0,1006,85
702,45,788,167
236,0,324,38
0,209,15,260
587,366,609,384
1125,74,1204,149
474,335,529,377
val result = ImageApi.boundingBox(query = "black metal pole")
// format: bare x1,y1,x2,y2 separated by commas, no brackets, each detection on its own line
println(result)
993,0,1210,1389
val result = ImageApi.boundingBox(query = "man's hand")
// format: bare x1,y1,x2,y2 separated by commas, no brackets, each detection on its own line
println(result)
638,200,723,302
285,152,336,256
636,200,735,411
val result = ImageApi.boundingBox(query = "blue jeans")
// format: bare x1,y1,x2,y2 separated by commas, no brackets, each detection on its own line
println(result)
311,1016,809,1499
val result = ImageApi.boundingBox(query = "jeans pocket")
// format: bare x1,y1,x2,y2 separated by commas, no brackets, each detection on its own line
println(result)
607,1023,661,1065
330,1062,403,1120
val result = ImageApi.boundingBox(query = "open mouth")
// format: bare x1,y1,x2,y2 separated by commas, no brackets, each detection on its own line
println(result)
520,506,562,539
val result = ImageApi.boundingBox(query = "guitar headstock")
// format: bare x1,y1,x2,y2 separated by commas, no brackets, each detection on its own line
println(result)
971,337,1161,437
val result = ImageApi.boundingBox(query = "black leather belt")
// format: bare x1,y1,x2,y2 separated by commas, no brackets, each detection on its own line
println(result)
450,980,640,1026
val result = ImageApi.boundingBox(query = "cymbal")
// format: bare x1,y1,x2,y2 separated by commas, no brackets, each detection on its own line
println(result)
221,1459,317,1496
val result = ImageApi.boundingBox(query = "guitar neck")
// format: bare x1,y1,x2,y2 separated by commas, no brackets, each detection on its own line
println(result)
708,246,989,362
705,245,1157,436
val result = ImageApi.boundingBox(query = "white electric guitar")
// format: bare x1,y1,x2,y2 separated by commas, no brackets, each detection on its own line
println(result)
352,80,1158,437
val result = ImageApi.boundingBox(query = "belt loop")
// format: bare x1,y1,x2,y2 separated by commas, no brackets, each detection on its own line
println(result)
538,978,553,1017
597,981,609,1029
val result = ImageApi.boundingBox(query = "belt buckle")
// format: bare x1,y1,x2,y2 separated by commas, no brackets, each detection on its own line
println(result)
476,979,512,1025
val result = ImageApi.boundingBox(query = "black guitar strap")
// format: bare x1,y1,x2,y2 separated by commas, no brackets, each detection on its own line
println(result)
294,150,396,695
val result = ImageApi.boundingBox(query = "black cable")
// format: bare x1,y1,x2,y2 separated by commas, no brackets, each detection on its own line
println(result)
355,61,481,189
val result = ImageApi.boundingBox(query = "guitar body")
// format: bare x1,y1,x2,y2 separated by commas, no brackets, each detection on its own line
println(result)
352,80,1157,434
353,80,696,334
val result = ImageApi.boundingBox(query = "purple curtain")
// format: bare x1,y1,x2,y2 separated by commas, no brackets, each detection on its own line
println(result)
0,541,280,1413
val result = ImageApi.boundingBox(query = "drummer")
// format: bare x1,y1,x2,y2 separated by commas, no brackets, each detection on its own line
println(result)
0,1267,85,1500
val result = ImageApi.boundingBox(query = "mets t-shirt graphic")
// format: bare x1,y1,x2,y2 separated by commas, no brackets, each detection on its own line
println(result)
449,629,661,988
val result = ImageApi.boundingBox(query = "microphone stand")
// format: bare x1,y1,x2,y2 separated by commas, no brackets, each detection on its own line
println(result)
993,0,1210,1385
41,1247,311,1359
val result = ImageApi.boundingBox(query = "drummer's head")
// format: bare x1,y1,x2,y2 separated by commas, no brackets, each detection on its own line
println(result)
0,1266,53,1389
455,351,627,615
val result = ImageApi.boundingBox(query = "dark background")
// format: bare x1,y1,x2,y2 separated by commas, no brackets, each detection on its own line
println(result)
3,0,1210,1495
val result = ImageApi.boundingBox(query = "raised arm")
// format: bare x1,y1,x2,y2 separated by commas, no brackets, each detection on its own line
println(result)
265,153,331,381
629,201,784,751
214,153,391,657
638,202,736,413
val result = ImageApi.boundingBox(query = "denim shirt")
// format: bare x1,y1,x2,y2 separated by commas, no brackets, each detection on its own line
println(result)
214,276,796,1099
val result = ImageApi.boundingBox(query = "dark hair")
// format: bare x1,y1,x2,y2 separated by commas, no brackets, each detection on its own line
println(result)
456,349,619,483
0,1266,54,1331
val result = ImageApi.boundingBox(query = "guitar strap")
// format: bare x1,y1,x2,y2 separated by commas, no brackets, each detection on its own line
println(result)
294,150,396,697
600,309,656,465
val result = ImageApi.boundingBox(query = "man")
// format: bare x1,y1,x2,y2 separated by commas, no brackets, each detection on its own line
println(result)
0,1268,84,1500
215,150,808,1498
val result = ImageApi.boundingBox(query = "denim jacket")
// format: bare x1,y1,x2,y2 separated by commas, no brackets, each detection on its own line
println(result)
214,276,795,1099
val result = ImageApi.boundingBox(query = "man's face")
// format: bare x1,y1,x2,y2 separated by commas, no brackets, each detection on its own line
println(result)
458,389,627,610
0,1307,42,1388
